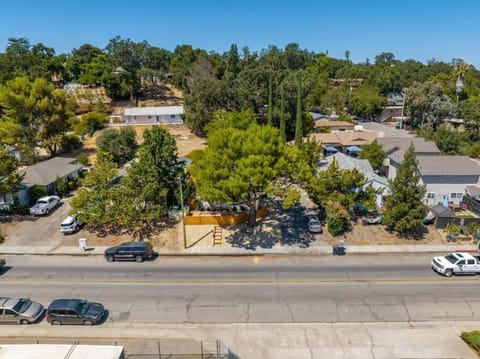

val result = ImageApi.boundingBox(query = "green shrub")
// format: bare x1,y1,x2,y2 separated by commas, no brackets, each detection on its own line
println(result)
55,176,68,197
0,231,4,244
327,217,351,236
28,185,48,205
61,134,82,153
76,153,89,166
466,143,480,159
461,331,480,353
185,149,205,163
74,111,108,135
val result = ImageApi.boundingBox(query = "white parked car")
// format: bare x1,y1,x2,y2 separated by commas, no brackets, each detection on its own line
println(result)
59,214,83,234
29,196,60,216
307,217,322,234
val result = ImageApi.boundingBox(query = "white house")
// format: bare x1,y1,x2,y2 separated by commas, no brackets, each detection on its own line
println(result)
110,106,184,125
417,155,480,206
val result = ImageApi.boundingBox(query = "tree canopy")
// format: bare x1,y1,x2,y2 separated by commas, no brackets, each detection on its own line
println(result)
383,144,427,235
190,110,314,226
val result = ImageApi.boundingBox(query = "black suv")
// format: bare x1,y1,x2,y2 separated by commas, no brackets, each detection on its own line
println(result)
104,241,154,263
46,299,104,325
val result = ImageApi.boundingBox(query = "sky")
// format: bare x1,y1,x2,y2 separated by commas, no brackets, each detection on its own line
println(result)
1,0,479,67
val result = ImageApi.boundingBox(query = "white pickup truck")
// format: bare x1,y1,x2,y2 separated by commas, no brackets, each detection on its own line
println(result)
431,252,480,277
59,215,83,234
29,196,60,216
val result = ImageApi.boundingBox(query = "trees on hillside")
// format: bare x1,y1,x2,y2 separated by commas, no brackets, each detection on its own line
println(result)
96,128,137,166
406,81,457,129
383,144,427,235
0,76,76,158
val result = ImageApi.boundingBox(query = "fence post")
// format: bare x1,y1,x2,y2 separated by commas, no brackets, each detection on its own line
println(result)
201,340,204,359
157,341,161,359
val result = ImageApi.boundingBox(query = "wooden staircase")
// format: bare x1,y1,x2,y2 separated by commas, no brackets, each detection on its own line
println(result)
213,226,223,246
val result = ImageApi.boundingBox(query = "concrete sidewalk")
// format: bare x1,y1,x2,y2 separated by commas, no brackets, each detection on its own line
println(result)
0,321,478,358
0,243,476,256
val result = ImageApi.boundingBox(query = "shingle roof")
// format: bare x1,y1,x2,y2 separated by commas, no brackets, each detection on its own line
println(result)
319,152,389,187
124,106,184,116
377,137,439,154
417,156,480,176
310,131,377,146
22,157,83,187
314,120,355,128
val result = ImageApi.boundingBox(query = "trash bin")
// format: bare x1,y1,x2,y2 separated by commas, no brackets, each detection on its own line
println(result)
78,238,88,251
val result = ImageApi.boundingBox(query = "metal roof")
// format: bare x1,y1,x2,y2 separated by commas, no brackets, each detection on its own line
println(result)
124,106,184,116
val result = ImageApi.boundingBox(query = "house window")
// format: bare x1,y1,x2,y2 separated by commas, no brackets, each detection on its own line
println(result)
134,116,137,120
148,116,151,119
156,116,159,121
170,114,176,119
450,193,463,199
426,193,435,199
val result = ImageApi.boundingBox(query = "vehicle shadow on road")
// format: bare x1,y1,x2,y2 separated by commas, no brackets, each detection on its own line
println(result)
225,205,315,250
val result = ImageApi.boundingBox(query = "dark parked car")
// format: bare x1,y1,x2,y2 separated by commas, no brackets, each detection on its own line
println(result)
46,299,104,325
0,297,44,324
104,241,154,263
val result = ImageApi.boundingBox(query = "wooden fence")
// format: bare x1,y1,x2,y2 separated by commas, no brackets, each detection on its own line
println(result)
184,208,268,225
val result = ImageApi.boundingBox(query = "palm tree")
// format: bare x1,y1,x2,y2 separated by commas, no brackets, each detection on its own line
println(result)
453,61,469,100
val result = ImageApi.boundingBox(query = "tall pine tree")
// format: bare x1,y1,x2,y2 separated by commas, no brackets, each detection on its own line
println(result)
383,144,427,235
279,85,286,142
267,72,273,126
294,76,303,148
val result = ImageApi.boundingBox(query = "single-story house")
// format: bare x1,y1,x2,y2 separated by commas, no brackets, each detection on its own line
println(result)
377,137,440,179
378,106,403,123
310,131,378,154
109,106,184,125
5,157,83,205
314,120,355,132
417,155,480,207
318,152,390,208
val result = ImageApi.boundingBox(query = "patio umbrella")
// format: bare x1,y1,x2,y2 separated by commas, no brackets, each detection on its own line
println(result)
325,146,338,153
346,145,362,152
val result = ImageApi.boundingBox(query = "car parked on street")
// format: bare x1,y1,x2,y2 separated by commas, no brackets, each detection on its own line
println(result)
46,299,105,325
29,195,60,216
59,214,83,234
104,241,154,263
0,297,45,324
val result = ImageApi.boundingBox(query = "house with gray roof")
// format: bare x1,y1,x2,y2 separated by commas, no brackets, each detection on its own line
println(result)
417,155,480,206
377,137,440,179
318,152,390,208
6,157,83,205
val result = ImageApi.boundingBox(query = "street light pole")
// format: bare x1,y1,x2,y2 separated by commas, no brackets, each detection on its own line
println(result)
178,177,187,249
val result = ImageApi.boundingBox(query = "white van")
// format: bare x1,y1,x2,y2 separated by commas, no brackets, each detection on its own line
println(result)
59,215,83,234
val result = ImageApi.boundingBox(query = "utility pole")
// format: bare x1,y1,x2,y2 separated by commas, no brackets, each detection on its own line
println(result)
178,177,187,249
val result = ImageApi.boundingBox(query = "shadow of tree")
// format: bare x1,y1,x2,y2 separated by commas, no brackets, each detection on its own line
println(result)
225,204,316,250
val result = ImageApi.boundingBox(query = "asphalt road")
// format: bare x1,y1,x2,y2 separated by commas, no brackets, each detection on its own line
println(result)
2,254,480,324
